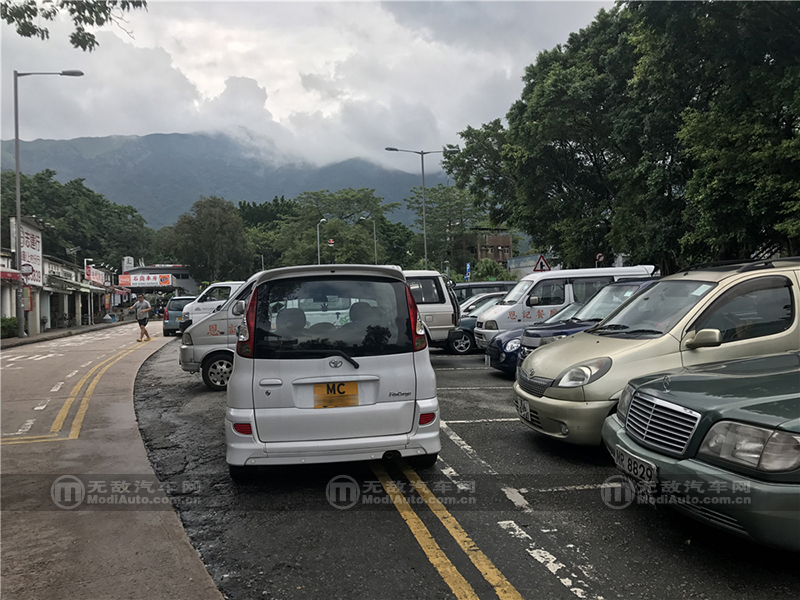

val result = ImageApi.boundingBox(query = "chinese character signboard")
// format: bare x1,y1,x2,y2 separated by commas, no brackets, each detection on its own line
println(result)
118,274,175,288
10,218,43,287
86,265,105,286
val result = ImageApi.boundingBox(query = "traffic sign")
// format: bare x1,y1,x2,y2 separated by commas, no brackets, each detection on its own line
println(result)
20,263,33,276
533,255,550,272
327,239,334,247
596,253,605,263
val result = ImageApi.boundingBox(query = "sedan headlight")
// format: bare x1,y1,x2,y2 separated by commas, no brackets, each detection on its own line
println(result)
553,357,612,388
485,320,498,331
539,335,565,347
617,384,635,421
504,339,520,352
699,421,800,472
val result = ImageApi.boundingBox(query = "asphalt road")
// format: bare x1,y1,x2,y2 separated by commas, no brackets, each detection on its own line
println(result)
134,342,800,600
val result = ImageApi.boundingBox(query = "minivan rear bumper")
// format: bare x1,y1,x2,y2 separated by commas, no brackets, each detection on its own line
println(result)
225,399,441,466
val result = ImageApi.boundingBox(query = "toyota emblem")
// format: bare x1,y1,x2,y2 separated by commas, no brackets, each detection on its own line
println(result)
329,359,343,368
527,368,536,379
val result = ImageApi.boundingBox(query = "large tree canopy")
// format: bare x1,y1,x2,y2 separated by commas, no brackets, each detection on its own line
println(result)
1,0,147,51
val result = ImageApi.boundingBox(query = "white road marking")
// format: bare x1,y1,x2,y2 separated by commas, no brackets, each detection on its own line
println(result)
80,361,93,367
2,419,36,437
520,483,623,493
50,382,64,392
501,487,535,514
435,367,495,371
440,422,498,475
498,520,600,600
34,398,51,411
66,370,79,378
437,458,479,492
444,418,518,424
438,387,514,390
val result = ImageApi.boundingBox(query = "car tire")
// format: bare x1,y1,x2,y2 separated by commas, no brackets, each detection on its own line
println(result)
411,452,438,469
202,352,234,392
228,464,257,483
448,332,474,355
163,329,170,337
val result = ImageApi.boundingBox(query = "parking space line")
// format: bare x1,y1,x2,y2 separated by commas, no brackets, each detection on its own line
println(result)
441,422,498,475
402,465,524,600
498,520,598,599
371,462,480,600
438,387,514,390
444,418,518,424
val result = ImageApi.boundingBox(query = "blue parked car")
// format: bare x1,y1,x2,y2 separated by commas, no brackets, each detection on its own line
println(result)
448,291,507,354
518,278,659,361
484,301,585,374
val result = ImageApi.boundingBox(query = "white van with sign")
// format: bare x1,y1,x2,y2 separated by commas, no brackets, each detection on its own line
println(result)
473,266,655,349
180,276,258,391
179,280,245,332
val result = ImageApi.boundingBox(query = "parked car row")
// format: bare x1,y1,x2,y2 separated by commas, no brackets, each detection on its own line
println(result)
170,259,799,550
512,257,800,550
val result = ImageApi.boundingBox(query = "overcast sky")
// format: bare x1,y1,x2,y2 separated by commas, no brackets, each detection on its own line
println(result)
2,1,611,172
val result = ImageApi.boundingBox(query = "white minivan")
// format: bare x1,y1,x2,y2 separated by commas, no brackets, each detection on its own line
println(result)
403,270,460,347
179,274,260,391
473,266,655,349
179,280,245,332
225,264,441,480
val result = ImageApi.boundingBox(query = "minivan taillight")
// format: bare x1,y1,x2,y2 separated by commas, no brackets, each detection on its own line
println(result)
236,288,258,357
164,308,169,320
405,286,427,351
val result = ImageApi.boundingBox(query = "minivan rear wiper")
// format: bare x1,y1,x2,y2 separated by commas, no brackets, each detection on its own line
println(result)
292,349,360,369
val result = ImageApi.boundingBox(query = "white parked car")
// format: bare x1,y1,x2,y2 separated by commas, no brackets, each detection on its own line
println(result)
225,264,441,480
179,280,245,332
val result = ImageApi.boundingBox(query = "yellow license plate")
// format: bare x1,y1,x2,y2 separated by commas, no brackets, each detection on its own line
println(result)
314,381,359,408
177,317,182,321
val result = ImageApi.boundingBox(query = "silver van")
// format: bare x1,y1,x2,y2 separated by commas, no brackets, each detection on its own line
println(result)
474,266,655,349
403,270,460,348
179,280,245,332
225,264,441,480
179,275,259,391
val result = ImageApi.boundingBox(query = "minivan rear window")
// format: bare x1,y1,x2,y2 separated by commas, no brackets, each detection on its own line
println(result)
253,276,414,359
167,298,195,311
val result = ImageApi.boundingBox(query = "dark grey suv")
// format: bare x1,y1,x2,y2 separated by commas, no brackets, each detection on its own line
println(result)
163,295,196,336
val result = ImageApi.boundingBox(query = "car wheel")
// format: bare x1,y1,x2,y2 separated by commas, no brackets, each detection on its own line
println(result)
448,332,474,355
411,452,438,469
202,352,234,392
162,329,170,337
229,464,257,483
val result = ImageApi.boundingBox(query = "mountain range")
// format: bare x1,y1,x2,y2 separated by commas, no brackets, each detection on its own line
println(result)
0,133,449,229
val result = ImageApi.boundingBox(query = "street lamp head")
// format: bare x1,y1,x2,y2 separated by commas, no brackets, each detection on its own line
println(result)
385,147,398,152
443,146,460,156
60,70,84,77
318,218,327,224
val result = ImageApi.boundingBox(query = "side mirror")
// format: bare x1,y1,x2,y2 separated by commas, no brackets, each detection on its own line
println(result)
232,300,246,316
526,296,540,307
684,328,722,349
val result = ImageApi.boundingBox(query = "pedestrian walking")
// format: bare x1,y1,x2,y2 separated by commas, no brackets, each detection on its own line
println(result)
131,294,152,342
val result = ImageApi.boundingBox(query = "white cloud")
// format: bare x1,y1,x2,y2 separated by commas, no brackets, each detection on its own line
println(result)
1,1,612,171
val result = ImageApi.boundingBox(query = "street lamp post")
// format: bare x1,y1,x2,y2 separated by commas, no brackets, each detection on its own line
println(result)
316,218,327,265
359,217,377,264
14,69,83,338
385,146,458,270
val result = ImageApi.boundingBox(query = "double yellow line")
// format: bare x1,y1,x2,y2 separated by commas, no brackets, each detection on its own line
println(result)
372,462,522,600
2,344,143,446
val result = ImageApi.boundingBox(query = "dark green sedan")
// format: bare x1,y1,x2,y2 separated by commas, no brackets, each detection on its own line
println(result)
602,351,800,551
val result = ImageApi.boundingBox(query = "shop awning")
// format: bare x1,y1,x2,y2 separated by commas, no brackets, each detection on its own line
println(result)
46,274,83,292
1,268,21,281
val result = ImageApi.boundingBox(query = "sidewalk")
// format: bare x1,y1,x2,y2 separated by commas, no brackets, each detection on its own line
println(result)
1,322,223,600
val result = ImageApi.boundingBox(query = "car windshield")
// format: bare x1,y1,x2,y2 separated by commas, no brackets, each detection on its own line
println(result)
501,281,533,304
591,280,716,336
543,301,584,324
168,298,195,311
253,276,413,359
460,294,500,316
573,282,650,322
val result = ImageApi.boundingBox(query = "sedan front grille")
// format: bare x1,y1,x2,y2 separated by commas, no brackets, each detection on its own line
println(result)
517,376,553,398
624,393,701,456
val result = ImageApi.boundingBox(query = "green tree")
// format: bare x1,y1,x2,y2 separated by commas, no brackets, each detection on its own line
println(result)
0,169,154,269
1,0,147,51
238,196,301,271
471,258,514,282
404,184,486,270
171,196,255,281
